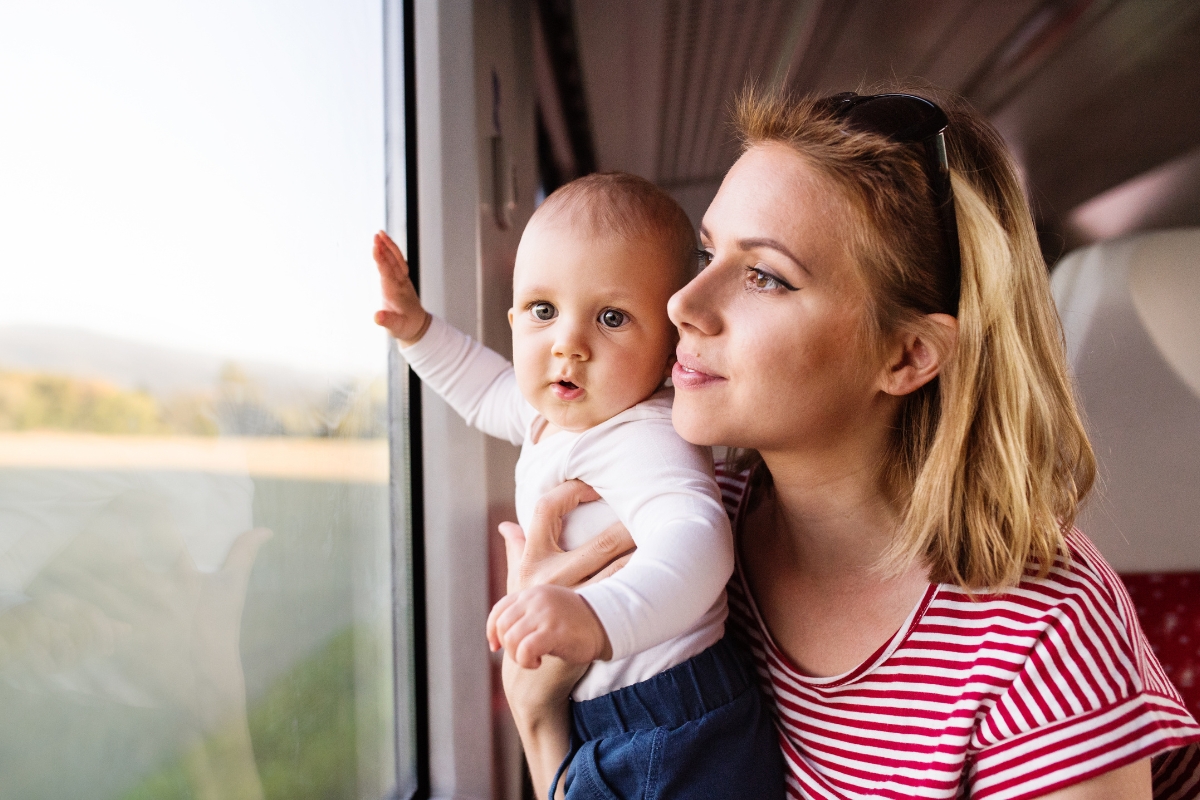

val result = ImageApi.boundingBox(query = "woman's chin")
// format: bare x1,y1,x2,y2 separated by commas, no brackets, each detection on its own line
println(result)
670,403,728,447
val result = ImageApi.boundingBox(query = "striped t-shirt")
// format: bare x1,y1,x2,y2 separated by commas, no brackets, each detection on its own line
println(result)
717,466,1200,799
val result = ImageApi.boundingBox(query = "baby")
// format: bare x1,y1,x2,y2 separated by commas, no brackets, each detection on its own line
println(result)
374,173,783,799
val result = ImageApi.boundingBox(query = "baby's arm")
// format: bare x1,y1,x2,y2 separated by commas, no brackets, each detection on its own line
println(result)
572,415,733,661
487,414,733,668
373,231,529,445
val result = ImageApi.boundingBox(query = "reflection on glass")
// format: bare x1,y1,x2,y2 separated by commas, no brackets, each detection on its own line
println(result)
0,1,403,798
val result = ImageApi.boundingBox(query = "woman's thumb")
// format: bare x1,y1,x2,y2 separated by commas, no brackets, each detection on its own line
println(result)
498,521,527,594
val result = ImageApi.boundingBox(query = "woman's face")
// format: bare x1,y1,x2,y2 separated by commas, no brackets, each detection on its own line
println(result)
668,143,889,456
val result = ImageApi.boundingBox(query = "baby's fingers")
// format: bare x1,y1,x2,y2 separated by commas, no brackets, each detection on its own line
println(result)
499,612,541,667
486,593,518,652
375,309,403,330
513,629,551,670
373,230,409,274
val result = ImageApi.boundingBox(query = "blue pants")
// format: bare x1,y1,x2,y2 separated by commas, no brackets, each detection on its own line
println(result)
553,636,785,800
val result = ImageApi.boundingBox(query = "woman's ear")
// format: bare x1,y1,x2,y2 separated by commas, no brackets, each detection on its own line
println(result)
879,313,958,397
508,308,515,328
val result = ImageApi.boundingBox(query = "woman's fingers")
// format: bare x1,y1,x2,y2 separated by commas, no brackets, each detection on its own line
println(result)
515,521,636,591
525,480,601,559
580,551,633,587
501,482,633,594
498,521,528,595
549,521,636,588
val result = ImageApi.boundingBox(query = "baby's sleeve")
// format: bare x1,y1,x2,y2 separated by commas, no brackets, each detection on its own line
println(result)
398,314,531,446
572,414,734,661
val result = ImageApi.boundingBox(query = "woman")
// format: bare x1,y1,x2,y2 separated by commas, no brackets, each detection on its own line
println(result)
498,87,1200,799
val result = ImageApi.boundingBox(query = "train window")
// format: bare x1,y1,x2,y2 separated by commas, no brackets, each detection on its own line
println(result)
0,1,416,798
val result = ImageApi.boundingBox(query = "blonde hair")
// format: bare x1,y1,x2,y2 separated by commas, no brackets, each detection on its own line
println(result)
734,87,1095,589
531,171,697,289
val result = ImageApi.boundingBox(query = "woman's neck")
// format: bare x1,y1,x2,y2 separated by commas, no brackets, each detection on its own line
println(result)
741,446,932,678
755,447,903,578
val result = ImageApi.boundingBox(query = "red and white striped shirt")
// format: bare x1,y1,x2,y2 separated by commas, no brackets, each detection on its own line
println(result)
716,466,1200,800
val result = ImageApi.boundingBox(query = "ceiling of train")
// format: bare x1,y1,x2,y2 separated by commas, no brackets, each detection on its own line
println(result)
561,0,1200,260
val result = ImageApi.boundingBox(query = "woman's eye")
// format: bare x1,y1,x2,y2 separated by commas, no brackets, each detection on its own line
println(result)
531,302,556,321
749,268,779,290
599,308,626,328
697,249,714,269
746,267,795,292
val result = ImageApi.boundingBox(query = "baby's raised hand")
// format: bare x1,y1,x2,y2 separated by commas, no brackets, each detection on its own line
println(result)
373,230,431,345
487,584,612,669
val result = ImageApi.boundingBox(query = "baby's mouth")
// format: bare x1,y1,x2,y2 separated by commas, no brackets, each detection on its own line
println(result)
551,379,585,401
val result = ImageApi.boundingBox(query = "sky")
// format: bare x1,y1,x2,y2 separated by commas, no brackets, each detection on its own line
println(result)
0,0,390,376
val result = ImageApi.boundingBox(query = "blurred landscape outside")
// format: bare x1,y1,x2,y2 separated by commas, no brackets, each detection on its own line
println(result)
0,1,408,798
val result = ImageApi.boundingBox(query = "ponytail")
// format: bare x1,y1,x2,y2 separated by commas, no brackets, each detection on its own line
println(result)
890,173,1095,588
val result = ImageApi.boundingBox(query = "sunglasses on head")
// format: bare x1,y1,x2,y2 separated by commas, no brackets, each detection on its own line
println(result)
816,92,961,315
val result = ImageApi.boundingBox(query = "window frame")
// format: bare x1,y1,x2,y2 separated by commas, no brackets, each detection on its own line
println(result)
387,1,497,797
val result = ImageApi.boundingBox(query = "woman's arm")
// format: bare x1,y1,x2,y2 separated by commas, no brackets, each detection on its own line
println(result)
496,480,635,798
1035,758,1150,800
502,655,579,800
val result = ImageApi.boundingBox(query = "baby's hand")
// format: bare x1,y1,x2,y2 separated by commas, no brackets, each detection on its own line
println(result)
373,230,431,346
487,585,612,669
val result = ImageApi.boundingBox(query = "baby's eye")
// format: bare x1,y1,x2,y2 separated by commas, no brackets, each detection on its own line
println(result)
599,308,627,328
531,302,556,321
697,249,714,269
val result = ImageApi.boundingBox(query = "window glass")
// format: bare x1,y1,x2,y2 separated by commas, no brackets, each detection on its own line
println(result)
0,1,407,797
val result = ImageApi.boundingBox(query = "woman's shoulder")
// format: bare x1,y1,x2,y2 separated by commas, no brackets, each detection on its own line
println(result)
1026,528,1183,698
925,526,1190,714
935,529,1139,644
950,530,1200,798
984,528,1143,641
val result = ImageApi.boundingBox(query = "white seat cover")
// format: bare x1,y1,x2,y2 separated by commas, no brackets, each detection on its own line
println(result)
1052,228,1200,572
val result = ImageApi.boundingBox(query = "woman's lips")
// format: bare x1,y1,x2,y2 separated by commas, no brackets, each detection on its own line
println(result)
672,358,723,389
551,380,585,401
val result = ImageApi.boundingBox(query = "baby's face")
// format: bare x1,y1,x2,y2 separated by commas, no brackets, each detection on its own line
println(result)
509,222,680,432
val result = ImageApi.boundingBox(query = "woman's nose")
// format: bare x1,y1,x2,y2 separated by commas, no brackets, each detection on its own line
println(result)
668,267,722,337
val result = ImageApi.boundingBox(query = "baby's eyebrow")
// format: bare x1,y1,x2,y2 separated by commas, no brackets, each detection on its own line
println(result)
515,286,642,308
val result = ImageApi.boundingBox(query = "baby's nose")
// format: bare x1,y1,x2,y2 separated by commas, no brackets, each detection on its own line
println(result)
551,323,589,360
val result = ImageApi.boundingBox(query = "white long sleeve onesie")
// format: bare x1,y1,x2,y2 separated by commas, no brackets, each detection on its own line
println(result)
400,315,733,701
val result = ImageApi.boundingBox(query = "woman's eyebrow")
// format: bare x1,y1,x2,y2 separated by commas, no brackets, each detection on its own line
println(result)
699,225,811,276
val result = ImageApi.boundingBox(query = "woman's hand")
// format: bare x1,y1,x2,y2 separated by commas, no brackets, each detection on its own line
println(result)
496,479,635,799
499,480,636,595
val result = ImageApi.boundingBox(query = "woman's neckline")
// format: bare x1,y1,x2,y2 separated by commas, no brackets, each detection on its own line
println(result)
731,464,939,686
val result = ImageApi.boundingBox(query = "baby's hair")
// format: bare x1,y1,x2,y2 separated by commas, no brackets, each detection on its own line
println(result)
531,172,697,290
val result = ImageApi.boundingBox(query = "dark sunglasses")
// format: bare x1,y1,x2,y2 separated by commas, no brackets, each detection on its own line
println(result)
816,92,961,314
